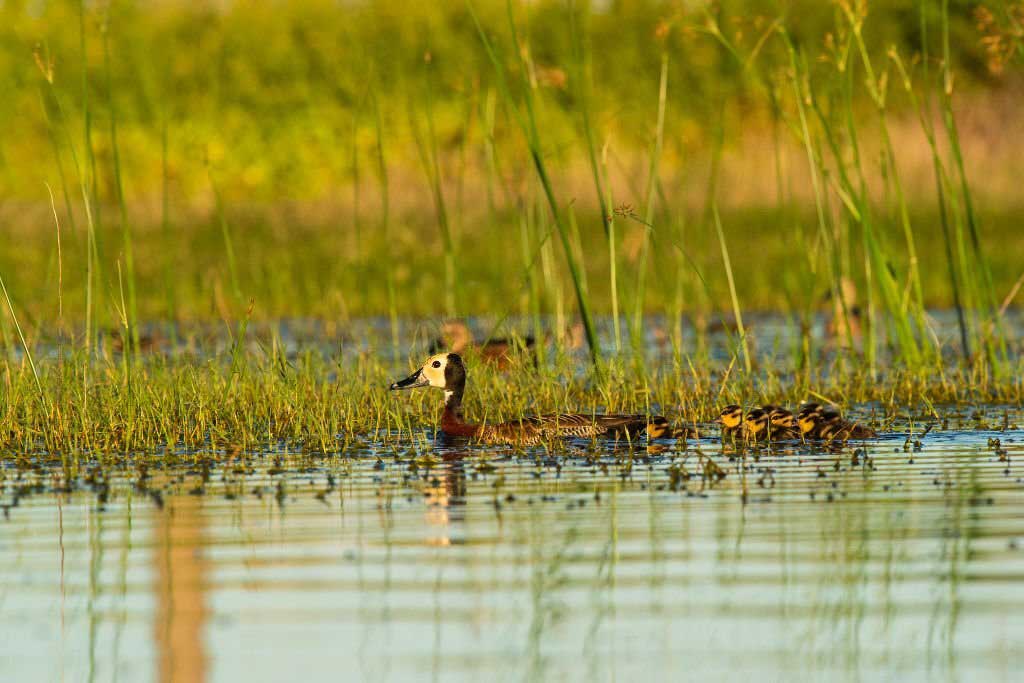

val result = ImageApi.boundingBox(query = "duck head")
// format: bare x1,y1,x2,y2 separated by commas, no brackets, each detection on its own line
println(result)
390,353,467,396
767,406,795,429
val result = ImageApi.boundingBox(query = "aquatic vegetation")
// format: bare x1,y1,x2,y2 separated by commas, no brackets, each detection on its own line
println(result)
0,318,1019,458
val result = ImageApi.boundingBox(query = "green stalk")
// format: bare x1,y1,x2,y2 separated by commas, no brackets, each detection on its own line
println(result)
570,4,618,353
938,0,1007,370
631,52,668,351
469,0,600,364
711,203,751,374
102,12,138,360
892,37,972,358
409,57,458,318
0,274,45,408
601,145,622,353
208,167,241,305
370,86,399,361
161,115,177,330
519,205,545,367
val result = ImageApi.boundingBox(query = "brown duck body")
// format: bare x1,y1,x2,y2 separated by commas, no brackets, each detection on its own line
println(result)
394,353,670,446
444,409,671,446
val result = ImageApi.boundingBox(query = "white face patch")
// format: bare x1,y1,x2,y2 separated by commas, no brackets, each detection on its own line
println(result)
419,353,449,388
444,390,454,404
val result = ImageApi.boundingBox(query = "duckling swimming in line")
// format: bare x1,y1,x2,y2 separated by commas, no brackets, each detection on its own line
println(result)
797,402,877,441
717,405,744,437
719,402,876,442
390,353,674,445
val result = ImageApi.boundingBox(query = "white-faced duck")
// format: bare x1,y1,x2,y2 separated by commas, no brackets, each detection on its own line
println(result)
390,353,684,445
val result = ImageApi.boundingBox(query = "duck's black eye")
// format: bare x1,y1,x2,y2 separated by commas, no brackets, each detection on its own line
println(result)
432,360,442,368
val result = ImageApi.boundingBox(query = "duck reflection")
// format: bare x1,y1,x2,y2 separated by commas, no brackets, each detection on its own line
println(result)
422,441,470,546
154,492,208,683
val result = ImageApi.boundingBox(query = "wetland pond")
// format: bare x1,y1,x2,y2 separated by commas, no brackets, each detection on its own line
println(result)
2,317,1023,681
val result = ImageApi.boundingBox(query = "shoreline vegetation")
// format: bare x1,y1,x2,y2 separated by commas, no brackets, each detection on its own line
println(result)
1,2,1023,456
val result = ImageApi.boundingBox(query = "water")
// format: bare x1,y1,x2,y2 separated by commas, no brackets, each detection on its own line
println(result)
3,423,1023,681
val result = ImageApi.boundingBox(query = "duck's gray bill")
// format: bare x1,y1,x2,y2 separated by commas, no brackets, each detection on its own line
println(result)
390,368,429,390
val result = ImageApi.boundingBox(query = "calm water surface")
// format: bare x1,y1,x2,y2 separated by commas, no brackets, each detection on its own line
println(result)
3,421,1023,681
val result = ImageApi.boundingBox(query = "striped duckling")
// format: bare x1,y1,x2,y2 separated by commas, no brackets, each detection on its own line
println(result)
765,405,801,439
742,407,771,441
797,402,877,441
717,405,744,438
390,353,673,445
718,404,800,442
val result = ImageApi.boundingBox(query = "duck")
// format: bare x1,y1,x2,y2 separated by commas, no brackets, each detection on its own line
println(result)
797,402,877,441
742,407,771,441
825,277,863,347
107,328,169,354
390,352,673,445
429,321,535,367
765,405,801,439
717,405,744,437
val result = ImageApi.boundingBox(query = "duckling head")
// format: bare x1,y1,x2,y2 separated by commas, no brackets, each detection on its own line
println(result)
767,406,795,428
717,405,743,429
797,411,821,435
797,402,823,417
390,353,467,395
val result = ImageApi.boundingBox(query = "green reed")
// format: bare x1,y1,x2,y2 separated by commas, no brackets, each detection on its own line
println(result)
470,0,600,363
409,54,458,319
570,5,620,352
101,9,138,358
630,52,669,356
371,84,400,361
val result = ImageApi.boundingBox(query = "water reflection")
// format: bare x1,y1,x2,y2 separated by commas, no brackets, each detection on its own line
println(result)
1,426,1023,680
155,494,208,683
422,447,469,547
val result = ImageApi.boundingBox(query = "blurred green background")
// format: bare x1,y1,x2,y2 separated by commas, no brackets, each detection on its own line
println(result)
1,0,1022,327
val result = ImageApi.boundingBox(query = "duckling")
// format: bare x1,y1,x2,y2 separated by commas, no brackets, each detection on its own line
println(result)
429,321,535,368
743,407,771,441
716,405,744,438
796,402,876,441
796,402,825,437
390,353,669,445
765,405,801,439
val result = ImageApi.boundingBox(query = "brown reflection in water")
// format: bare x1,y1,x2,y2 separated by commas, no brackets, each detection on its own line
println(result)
154,493,208,683
423,451,469,546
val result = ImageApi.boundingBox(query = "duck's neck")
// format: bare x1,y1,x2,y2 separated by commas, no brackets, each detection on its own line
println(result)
442,385,465,424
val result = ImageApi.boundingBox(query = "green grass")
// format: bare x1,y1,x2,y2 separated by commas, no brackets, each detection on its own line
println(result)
0,342,1020,458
